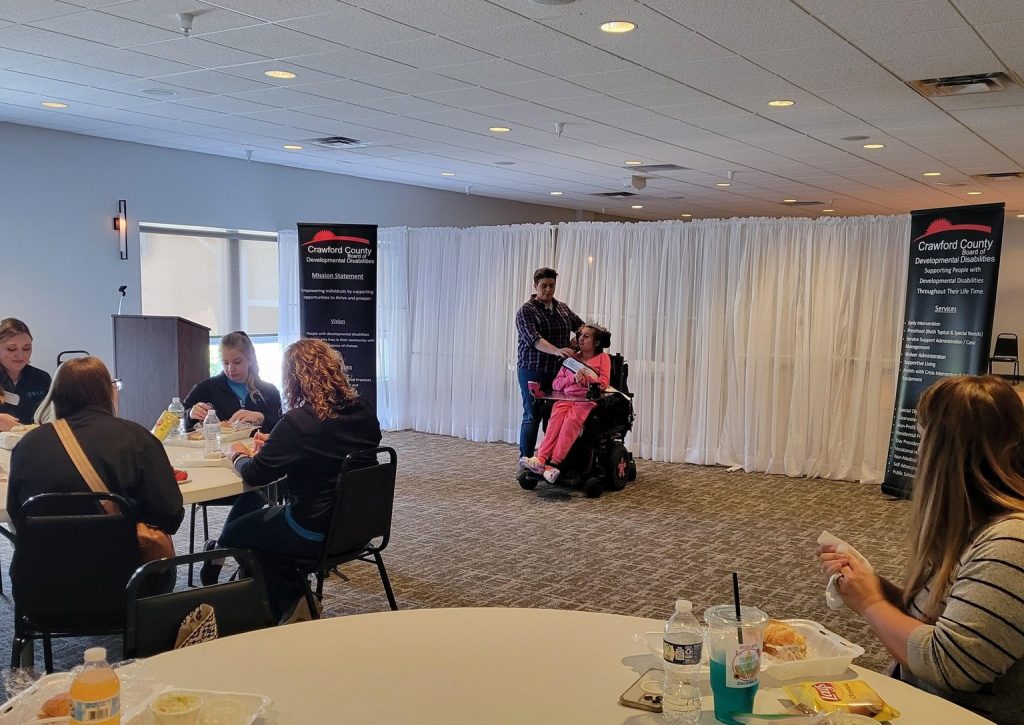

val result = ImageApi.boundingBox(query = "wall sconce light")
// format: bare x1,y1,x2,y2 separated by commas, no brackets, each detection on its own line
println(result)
113,200,127,260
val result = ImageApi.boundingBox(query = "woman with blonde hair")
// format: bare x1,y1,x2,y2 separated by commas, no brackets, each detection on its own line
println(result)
203,338,381,621
0,318,51,432
183,330,281,433
818,375,1024,723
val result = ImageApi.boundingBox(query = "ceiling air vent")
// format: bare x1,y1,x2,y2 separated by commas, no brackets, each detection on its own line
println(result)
626,164,688,173
909,71,1022,97
308,136,369,149
592,191,638,199
785,200,827,207
970,172,1024,181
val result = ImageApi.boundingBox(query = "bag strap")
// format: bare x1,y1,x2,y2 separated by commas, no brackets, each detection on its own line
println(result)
52,418,109,495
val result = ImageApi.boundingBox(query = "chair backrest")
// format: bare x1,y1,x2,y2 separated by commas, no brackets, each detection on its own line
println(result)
124,549,275,658
609,354,630,395
12,492,139,630
993,333,1018,358
320,447,398,567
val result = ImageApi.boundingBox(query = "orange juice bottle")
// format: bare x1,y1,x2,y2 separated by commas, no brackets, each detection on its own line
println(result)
70,647,120,724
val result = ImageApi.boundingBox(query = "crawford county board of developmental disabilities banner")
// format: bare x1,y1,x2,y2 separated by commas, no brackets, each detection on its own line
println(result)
882,203,1004,498
297,223,378,410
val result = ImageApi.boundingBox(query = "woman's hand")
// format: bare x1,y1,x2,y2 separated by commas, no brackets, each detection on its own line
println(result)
251,431,269,455
557,347,574,358
228,441,251,461
0,413,19,432
835,556,887,616
229,409,263,426
816,544,849,578
190,402,212,421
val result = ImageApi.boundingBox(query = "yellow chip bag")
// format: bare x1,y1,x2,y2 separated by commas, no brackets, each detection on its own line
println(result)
784,681,900,721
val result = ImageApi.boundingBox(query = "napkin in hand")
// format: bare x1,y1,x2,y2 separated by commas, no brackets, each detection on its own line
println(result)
818,530,874,610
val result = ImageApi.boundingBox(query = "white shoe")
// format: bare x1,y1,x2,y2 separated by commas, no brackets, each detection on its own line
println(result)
519,456,545,474
543,467,561,484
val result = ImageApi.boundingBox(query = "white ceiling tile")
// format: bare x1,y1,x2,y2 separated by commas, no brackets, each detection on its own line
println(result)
97,0,262,35
239,108,345,135
974,19,1024,51
610,86,715,108
196,0,342,23
693,14,840,54
445,21,588,58
783,63,897,91
281,7,426,50
203,23,340,58
69,48,197,77
133,101,223,121
883,52,1004,81
0,0,81,23
354,0,521,34
856,26,988,62
513,47,634,77
216,59,341,86
231,85,339,108
16,59,140,88
0,24,113,58
747,43,875,76
569,68,679,94
352,94,450,116
494,77,597,103
931,88,1024,111
376,36,493,69
364,69,470,95
540,94,635,116
159,69,270,94
136,38,266,67
819,1,967,39
0,47,50,69
286,77,402,103
288,48,411,80
436,59,548,88
417,86,520,109
176,94,273,114
30,10,179,46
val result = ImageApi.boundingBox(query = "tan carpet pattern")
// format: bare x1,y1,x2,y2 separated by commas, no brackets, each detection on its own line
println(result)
0,429,910,688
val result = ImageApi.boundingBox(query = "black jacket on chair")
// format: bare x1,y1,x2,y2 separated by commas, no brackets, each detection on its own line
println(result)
182,373,281,433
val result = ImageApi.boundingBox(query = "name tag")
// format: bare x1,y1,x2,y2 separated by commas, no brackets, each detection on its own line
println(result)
1,389,20,406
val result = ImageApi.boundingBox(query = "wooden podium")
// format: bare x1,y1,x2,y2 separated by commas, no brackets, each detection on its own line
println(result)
112,315,210,428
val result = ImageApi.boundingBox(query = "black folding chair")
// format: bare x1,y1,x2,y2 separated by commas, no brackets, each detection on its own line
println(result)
267,447,399,618
989,333,1019,383
10,492,138,671
124,549,275,658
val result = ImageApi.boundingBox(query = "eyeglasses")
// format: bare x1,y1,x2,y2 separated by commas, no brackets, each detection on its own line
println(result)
111,379,123,390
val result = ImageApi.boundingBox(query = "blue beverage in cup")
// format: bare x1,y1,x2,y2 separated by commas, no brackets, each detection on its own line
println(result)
704,605,767,725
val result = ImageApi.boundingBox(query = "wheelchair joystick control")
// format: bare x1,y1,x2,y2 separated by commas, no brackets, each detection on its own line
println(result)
587,382,602,400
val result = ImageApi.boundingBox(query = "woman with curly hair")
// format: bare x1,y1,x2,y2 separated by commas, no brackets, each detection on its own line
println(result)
203,338,381,621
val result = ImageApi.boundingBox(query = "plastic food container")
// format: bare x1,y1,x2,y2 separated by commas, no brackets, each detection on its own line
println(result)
126,689,272,725
761,619,865,680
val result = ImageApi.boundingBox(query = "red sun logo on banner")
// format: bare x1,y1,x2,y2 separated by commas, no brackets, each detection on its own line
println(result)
913,218,992,241
307,229,370,245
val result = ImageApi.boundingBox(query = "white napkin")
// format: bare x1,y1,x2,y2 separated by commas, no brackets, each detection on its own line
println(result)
818,530,874,610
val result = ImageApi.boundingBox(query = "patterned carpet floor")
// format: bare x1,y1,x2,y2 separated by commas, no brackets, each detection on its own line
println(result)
0,429,910,692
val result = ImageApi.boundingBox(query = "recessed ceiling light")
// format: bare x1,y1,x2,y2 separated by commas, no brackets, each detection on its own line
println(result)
549,191,563,196
488,126,511,133
863,143,885,149
440,171,456,177
716,182,731,187
783,198,797,203
41,101,68,108
923,171,942,177
767,99,795,107
822,208,835,213
600,20,636,33
624,160,643,166
967,191,983,195
631,204,643,209
264,70,296,79
1017,213,1024,218
680,213,692,218
283,144,303,150
141,88,176,97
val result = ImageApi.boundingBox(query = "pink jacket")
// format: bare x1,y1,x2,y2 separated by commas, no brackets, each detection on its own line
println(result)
551,353,611,397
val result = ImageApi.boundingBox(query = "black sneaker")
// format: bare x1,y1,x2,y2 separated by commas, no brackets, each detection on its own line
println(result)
198,540,224,586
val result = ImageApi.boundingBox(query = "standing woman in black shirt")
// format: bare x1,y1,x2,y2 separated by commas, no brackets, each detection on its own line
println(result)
0,318,51,431
204,338,381,621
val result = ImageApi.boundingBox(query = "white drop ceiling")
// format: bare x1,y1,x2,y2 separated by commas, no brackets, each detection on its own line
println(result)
1,0,1023,220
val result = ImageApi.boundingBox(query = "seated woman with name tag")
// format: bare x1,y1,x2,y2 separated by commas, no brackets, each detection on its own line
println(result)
0,318,51,432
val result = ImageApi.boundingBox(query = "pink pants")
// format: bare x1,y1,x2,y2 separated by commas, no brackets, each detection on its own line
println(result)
536,401,596,465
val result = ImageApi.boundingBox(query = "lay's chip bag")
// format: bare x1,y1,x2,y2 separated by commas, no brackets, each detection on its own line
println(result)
785,681,900,721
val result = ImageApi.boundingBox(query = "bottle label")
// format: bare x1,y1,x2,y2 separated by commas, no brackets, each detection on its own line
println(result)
663,638,702,666
725,643,761,688
72,695,120,722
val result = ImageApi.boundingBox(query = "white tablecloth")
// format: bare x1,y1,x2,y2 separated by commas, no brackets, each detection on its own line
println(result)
132,608,992,724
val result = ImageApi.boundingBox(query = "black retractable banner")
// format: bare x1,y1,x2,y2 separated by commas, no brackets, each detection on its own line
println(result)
297,223,378,410
882,203,1005,498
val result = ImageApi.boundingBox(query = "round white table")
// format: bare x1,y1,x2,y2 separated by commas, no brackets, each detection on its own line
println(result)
132,608,992,724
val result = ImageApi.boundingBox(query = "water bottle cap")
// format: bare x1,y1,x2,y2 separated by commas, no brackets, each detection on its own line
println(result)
172,397,180,403
674,599,692,614
84,647,106,662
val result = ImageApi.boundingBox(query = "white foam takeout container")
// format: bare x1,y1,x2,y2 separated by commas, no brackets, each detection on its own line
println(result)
125,688,272,724
639,618,863,680
0,431,24,451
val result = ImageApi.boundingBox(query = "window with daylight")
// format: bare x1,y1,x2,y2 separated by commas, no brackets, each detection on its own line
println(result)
140,224,282,390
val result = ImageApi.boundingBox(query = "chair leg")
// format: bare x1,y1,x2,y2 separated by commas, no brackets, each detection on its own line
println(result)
11,636,25,668
315,571,325,599
303,585,321,621
202,505,209,540
43,636,53,674
187,503,198,587
374,552,398,611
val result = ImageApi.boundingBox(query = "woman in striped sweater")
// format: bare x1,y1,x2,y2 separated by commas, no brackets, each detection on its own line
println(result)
819,375,1024,724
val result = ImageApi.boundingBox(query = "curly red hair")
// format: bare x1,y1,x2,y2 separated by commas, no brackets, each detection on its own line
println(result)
282,338,357,420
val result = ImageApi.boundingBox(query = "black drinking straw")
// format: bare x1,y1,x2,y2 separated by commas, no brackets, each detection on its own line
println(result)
732,571,744,645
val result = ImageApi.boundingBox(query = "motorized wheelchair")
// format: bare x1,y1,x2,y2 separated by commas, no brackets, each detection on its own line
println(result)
516,353,637,498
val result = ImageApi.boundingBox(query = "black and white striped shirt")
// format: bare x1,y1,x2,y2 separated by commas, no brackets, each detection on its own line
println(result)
905,516,1024,724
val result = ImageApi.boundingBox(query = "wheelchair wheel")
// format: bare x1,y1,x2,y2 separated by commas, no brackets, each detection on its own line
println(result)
627,455,637,482
583,476,603,498
606,444,630,491
517,469,538,490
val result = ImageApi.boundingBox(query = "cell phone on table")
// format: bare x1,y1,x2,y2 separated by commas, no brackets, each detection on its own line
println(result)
619,668,663,713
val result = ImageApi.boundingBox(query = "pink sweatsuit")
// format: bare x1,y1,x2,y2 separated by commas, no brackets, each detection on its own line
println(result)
536,352,611,466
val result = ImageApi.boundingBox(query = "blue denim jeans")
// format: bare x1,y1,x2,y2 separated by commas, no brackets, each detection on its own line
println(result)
518,367,556,457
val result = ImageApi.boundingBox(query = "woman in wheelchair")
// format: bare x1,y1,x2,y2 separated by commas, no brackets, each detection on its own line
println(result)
519,324,611,483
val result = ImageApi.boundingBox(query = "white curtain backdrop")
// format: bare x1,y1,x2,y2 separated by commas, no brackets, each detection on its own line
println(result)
377,226,411,431
276,229,300,349
553,216,910,483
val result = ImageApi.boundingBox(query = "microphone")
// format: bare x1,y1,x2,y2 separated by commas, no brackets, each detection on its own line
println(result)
117,285,127,315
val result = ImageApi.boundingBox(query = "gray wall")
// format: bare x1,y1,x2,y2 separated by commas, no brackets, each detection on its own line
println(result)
0,122,580,371
992,218,1024,357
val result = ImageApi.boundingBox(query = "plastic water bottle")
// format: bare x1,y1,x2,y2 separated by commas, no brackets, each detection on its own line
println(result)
70,647,120,724
662,599,703,723
167,397,185,438
203,408,221,459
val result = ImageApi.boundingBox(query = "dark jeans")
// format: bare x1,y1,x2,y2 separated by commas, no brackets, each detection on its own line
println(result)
518,367,555,457
219,504,322,620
